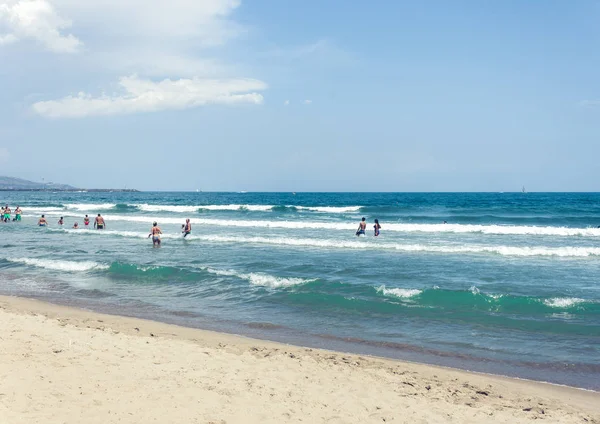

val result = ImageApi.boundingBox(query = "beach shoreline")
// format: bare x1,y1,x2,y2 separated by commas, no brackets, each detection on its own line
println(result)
0,294,598,423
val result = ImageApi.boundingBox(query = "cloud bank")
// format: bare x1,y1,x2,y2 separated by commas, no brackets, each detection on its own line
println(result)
0,0,268,117
32,75,267,118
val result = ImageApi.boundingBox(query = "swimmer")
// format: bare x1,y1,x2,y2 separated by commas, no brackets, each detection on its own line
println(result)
38,215,48,226
84,215,90,226
182,219,192,237
356,217,366,236
73,222,79,229
148,222,162,247
58,217,64,225
14,206,21,221
374,219,381,237
94,214,105,230
3,205,11,222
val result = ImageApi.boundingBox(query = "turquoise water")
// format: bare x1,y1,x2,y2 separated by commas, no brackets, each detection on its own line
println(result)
0,192,599,389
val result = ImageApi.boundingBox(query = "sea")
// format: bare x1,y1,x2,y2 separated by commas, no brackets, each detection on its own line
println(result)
0,191,599,390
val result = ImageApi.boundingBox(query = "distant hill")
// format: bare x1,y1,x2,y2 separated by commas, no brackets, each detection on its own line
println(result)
0,176,139,192
0,176,77,190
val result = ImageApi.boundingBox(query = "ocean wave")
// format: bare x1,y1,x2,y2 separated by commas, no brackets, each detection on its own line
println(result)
46,228,600,258
374,286,596,313
132,204,359,213
376,285,422,298
296,206,362,213
6,257,109,272
202,267,314,288
65,203,117,211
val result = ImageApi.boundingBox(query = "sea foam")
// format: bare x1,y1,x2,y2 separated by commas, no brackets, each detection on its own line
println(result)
203,267,314,288
7,257,108,272
376,285,422,298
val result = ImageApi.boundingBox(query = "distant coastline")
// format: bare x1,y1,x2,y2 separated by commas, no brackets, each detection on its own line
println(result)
0,188,139,192
0,176,139,192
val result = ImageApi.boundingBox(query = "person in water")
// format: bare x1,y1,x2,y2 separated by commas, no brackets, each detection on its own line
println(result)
374,219,381,237
94,214,105,230
148,222,162,247
3,205,11,222
73,222,79,229
38,215,48,226
84,215,90,226
182,219,192,237
14,206,22,221
58,217,64,225
356,217,367,236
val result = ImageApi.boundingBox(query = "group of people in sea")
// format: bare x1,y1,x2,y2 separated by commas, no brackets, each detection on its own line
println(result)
1,205,22,222
37,213,106,229
356,217,381,237
33,210,193,248
3,204,385,246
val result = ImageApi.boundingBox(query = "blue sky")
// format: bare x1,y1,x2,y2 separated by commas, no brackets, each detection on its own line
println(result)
0,0,599,191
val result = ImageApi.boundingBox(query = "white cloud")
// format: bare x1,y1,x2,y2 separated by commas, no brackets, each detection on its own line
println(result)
32,75,267,118
303,99,312,105
284,100,290,106
0,0,82,53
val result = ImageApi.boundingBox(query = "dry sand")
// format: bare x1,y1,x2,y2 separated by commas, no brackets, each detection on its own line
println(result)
0,295,598,424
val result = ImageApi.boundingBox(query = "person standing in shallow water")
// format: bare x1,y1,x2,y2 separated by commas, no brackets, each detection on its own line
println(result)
14,206,22,221
148,222,162,247
182,219,192,237
94,214,105,230
356,217,367,236
38,215,48,226
374,219,381,237
84,215,90,226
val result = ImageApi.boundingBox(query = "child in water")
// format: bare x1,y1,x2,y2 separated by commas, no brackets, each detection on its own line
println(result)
374,219,381,237
73,222,79,229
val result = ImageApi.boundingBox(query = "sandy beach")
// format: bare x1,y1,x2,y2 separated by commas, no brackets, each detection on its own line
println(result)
0,295,597,424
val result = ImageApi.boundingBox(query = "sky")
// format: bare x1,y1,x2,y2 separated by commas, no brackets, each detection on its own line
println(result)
0,0,599,192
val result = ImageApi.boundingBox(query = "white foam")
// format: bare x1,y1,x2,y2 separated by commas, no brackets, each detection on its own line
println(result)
377,285,422,298
22,206,64,213
296,206,362,213
543,297,586,308
65,203,116,210
203,267,313,288
6,257,108,272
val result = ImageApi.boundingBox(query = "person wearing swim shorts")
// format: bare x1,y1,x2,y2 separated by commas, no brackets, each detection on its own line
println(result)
148,222,162,247
3,205,11,222
94,214,105,230
356,217,367,236
374,218,381,237
84,215,90,226
14,206,22,221
38,215,48,226
182,219,192,237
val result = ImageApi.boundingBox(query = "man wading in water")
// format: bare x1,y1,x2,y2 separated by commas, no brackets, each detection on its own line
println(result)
356,217,367,236
94,214,105,230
